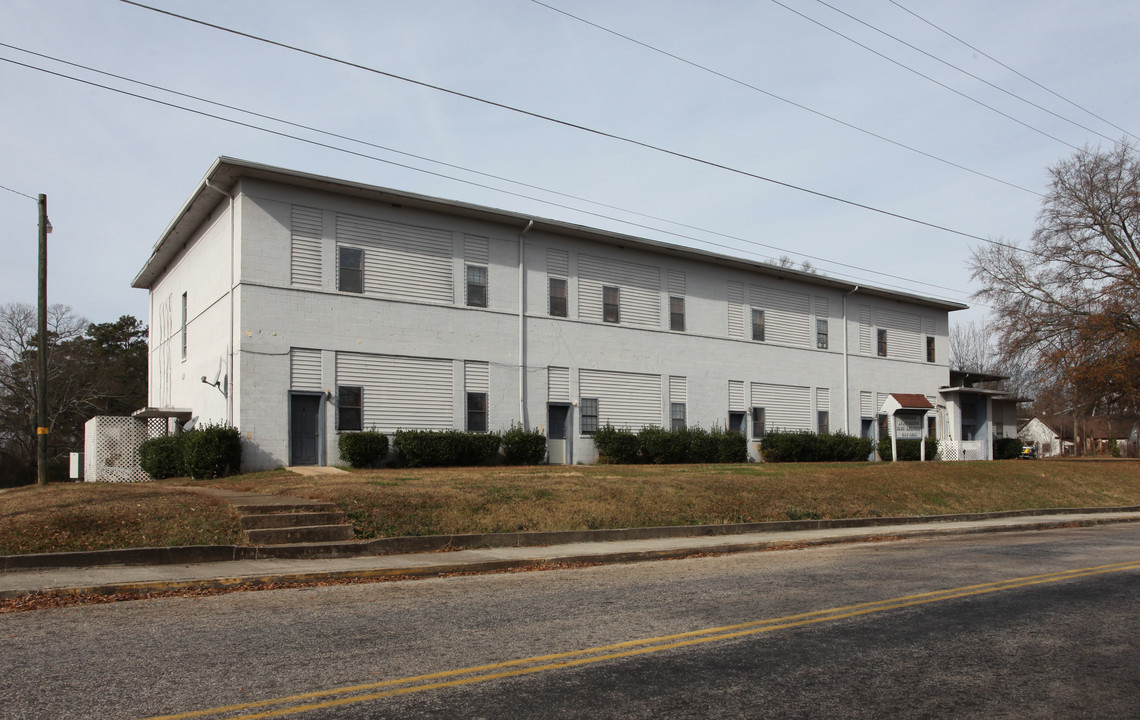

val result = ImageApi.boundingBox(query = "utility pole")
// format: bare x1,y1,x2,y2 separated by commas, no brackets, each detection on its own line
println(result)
37,193,48,486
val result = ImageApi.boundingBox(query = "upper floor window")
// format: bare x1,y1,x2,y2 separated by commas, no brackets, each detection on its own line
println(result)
466,392,488,432
926,336,935,362
580,397,599,434
752,308,765,342
670,296,685,331
877,329,888,357
549,277,567,317
603,286,620,323
338,247,363,294
466,265,488,307
337,386,363,431
817,319,829,349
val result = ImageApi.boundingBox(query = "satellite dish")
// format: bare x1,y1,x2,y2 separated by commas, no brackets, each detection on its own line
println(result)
183,416,198,432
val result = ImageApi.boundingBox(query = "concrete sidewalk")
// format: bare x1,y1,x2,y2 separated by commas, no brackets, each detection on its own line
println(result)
3,510,1139,600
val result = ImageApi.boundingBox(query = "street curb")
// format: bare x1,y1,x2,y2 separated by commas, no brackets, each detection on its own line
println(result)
4,515,1138,600
4,505,1140,572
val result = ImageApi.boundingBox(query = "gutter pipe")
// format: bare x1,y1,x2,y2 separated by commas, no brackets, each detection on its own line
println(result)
519,220,534,430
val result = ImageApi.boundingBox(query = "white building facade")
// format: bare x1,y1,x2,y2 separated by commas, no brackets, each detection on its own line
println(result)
133,159,966,471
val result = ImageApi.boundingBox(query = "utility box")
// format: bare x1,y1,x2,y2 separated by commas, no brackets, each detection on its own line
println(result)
69,452,84,480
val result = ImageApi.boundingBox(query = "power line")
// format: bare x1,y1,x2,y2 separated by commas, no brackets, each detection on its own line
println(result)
769,0,1081,152
0,183,36,200
117,0,1021,254
888,0,1139,144
813,0,1121,147
528,0,1041,198
0,42,976,298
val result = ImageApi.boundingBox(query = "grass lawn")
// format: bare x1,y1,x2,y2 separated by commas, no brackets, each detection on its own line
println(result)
3,459,1138,556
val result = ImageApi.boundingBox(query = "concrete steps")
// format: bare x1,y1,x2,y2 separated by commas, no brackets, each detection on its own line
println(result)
234,502,355,546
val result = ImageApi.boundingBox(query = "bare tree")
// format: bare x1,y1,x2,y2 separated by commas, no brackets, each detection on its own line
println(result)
969,140,1140,415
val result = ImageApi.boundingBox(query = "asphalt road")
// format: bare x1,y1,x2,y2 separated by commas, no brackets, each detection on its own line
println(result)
4,524,1139,719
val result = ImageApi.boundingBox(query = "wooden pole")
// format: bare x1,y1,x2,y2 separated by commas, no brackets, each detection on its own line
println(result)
36,194,48,486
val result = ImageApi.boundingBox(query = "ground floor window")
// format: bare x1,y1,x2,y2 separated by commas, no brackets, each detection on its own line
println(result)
817,411,829,434
337,386,362,431
467,392,487,432
729,411,746,435
751,407,766,439
670,403,686,431
580,397,599,434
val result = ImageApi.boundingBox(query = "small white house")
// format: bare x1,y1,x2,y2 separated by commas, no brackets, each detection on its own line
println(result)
132,158,969,470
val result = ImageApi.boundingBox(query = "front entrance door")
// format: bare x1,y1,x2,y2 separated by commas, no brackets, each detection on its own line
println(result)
290,394,321,465
548,404,571,464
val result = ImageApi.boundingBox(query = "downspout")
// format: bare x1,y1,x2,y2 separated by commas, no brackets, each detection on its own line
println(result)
518,220,534,430
204,179,235,427
842,285,859,434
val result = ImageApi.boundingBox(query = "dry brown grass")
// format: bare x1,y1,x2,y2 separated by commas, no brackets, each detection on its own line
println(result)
188,459,1140,539
0,483,243,555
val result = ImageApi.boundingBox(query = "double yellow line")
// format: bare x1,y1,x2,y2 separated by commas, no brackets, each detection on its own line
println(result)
144,560,1140,720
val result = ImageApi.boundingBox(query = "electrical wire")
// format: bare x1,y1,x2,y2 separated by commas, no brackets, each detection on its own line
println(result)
528,0,1041,197
888,0,1139,143
0,183,36,201
117,0,1024,254
813,0,1121,147
770,0,1080,152
0,41,981,299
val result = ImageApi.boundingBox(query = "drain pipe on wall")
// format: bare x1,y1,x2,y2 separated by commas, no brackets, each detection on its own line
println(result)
842,285,859,434
518,220,534,430
204,179,235,427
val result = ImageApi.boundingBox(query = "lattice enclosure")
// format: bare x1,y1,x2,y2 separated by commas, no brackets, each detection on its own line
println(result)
83,416,168,482
938,440,986,462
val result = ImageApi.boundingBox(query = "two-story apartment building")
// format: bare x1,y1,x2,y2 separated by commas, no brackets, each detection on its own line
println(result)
132,158,968,470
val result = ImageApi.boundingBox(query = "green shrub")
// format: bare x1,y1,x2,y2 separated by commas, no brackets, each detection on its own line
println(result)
994,437,1023,460
713,427,749,463
501,423,547,464
1108,438,1121,458
394,429,501,467
180,423,242,479
338,430,389,468
638,426,688,464
138,434,185,479
592,424,641,464
761,430,873,463
877,436,938,462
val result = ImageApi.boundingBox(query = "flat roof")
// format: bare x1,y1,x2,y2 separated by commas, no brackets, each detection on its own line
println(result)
132,157,970,312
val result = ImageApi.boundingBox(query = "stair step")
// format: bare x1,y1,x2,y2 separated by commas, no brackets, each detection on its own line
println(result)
241,512,347,530
231,502,338,515
245,524,355,545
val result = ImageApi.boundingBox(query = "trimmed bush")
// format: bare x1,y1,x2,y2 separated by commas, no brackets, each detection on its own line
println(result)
181,423,243,480
394,429,501,468
501,424,548,465
993,437,1023,460
638,426,688,464
761,431,873,463
138,434,185,479
714,427,749,463
592,424,641,464
877,436,938,462
338,430,389,468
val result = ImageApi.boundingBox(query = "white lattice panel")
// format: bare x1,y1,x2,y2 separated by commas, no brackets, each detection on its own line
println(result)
938,440,985,462
84,416,167,482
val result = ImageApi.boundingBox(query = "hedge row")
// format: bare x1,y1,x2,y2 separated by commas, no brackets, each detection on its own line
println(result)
760,430,873,463
338,430,389,468
138,424,243,480
391,426,548,467
994,437,1024,460
592,425,748,464
876,436,939,462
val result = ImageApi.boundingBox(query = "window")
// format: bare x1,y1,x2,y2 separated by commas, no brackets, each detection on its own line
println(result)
580,397,599,434
729,411,747,436
818,411,830,434
817,318,829,349
466,265,488,307
671,403,686,431
752,308,765,341
877,328,888,357
926,336,935,362
670,296,685,331
180,292,187,360
337,386,362,431
878,415,889,441
338,247,363,293
751,407,766,439
928,415,937,439
603,286,620,323
549,277,567,317
466,392,487,432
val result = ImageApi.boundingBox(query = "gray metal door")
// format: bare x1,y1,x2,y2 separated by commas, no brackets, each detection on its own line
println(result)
548,404,570,464
290,394,320,465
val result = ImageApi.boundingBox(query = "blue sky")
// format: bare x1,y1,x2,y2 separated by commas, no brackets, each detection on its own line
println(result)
2,0,1138,329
